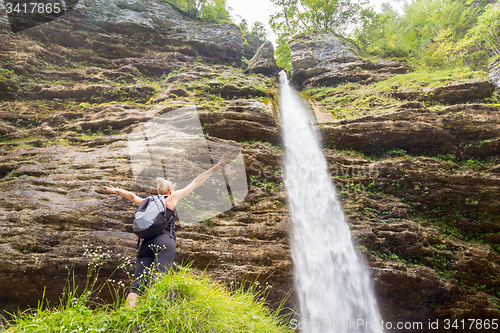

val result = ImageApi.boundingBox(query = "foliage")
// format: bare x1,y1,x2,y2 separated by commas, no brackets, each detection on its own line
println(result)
6,250,293,332
351,0,494,69
469,50,489,71
269,0,363,36
275,33,292,72
302,0,363,33
353,7,389,53
239,20,268,52
239,18,249,32
269,0,363,72
457,4,500,61
165,0,230,22
250,21,268,41
304,67,487,119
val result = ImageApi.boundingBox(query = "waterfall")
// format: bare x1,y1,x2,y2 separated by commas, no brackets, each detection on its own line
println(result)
279,72,384,333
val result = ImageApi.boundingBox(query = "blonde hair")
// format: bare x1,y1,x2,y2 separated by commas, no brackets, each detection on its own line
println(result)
155,177,175,195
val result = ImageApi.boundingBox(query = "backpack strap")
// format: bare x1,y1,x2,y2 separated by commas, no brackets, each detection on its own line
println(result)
158,194,175,239
169,209,177,239
136,195,156,250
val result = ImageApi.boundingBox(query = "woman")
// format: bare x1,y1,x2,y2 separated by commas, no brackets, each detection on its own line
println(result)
105,155,226,308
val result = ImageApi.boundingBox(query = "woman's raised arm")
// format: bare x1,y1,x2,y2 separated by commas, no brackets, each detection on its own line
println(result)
169,155,226,206
106,185,144,205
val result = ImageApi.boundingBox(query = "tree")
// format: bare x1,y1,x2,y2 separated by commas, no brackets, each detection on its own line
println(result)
275,32,292,71
167,0,204,17
459,4,500,58
201,0,231,21
239,19,249,32
269,0,363,72
301,0,364,32
165,0,230,22
269,0,363,36
353,7,387,52
350,0,492,68
249,21,268,41
269,0,301,36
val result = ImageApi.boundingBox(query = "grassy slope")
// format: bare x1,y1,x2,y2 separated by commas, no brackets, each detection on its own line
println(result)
6,267,292,332
303,67,494,120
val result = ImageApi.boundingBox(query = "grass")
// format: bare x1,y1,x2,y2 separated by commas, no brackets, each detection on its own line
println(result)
5,261,292,333
0,136,39,144
374,67,487,90
304,67,490,120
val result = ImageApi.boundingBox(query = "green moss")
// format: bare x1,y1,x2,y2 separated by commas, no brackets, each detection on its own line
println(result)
374,67,487,90
304,67,489,121
41,138,72,147
1,136,39,144
75,133,107,140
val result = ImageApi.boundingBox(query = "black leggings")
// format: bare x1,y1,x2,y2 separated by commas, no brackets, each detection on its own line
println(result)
130,232,176,295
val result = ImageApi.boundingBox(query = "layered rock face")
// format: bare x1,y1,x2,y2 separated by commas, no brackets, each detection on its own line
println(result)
0,106,288,311
0,0,290,316
243,33,264,59
1,0,243,81
244,41,279,76
290,33,410,88
320,104,500,157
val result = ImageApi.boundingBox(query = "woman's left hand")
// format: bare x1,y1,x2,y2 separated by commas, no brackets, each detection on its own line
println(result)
106,185,120,193
213,154,226,171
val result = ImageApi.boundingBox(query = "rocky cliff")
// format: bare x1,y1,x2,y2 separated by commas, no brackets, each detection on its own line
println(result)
0,0,290,316
1,1,500,331
289,33,410,88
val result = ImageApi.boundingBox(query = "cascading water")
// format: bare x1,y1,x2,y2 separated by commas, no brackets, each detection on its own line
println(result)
279,71,384,333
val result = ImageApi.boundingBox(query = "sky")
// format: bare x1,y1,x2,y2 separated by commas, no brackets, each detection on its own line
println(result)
226,0,406,43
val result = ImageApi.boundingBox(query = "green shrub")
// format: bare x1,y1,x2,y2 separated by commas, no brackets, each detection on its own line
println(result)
6,256,292,332
469,50,489,71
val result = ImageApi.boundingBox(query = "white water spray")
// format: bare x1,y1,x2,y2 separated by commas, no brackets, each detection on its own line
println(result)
279,72,383,333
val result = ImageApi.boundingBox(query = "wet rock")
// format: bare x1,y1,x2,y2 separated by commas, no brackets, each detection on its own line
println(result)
30,124,57,138
27,84,156,103
199,101,277,127
243,34,264,59
289,33,410,87
371,261,500,327
244,41,278,75
68,0,244,62
391,81,495,104
206,83,270,99
204,119,280,144
118,64,140,76
150,87,189,103
0,138,290,313
0,122,20,136
0,80,19,101
320,104,500,157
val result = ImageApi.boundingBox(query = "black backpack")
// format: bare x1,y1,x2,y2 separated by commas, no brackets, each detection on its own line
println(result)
133,194,177,249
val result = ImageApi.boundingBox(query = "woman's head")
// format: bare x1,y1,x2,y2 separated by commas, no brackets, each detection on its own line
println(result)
155,177,175,195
